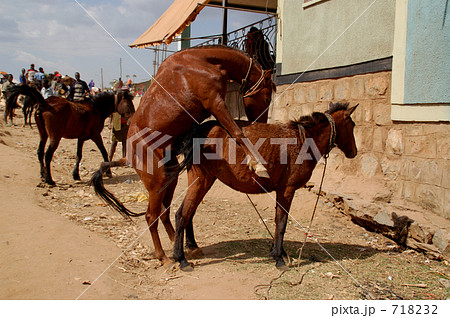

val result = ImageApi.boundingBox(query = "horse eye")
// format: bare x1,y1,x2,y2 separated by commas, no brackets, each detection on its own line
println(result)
265,98,270,103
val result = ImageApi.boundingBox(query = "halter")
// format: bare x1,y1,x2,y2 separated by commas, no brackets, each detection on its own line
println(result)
324,113,336,157
240,58,265,98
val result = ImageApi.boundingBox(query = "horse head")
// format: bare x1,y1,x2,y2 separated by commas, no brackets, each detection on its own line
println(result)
242,70,275,123
116,90,135,125
329,102,358,159
92,91,115,119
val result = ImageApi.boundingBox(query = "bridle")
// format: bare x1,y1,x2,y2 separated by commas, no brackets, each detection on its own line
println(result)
296,112,336,158
324,113,336,157
240,58,266,98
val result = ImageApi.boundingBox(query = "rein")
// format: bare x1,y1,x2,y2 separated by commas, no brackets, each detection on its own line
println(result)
240,58,265,98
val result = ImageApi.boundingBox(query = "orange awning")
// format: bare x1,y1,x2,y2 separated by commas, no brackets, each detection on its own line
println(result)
129,0,210,48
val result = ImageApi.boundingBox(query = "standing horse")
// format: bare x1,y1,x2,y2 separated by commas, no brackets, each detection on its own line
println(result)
108,89,135,161
7,84,115,185
170,102,359,270
91,45,275,265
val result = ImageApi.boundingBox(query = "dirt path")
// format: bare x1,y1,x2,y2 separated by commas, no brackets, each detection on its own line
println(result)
0,105,448,300
0,143,140,299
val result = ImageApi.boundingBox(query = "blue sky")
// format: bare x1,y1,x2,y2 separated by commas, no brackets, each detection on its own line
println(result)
0,0,270,87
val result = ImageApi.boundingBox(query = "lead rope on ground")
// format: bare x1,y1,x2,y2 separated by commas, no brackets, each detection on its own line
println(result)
252,157,328,300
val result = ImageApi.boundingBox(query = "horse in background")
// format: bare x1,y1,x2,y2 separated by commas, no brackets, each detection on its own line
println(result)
4,91,35,127
168,102,359,270
7,84,115,185
108,89,136,161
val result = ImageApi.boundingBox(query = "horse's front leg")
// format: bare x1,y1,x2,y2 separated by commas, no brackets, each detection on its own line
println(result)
72,139,85,180
206,96,269,178
92,134,112,178
270,187,295,270
44,139,61,185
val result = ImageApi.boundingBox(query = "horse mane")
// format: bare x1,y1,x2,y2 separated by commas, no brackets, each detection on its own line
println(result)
288,102,350,129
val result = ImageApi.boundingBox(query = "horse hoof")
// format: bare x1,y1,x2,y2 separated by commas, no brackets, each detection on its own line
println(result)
180,263,194,272
105,171,113,178
73,174,81,181
255,164,270,178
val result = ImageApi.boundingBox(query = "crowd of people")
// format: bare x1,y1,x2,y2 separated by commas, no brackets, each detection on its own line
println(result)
1,64,138,105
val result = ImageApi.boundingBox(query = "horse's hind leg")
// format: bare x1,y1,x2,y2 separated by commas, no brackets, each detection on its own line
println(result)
92,134,112,178
108,140,118,162
173,166,215,269
72,139,85,180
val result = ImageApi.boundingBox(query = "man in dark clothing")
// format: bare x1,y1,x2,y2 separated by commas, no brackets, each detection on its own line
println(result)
68,72,90,102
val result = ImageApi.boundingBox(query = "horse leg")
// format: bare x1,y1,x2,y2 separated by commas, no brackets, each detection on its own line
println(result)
160,179,178,244
173,166,215,269
28,105,34,128
72,139,85,180
269,187,295,269
35,110,47,180
92,134,112,178
145,189,172,265
22,104,27,127
108,140,118,162
37,134,48,181
121,140,127,158
44,139,61,185
206,97,269,178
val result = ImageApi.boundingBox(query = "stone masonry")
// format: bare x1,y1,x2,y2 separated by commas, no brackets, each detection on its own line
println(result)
270,71,449,220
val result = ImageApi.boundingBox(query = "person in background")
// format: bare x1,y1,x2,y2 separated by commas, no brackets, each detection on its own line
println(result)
88,79,95,90
54,75,68,97
2,74,15,125
34,67,46,89
41,79,55,99
26,64,37,88
118,77,123,90
67,72,89,102
19,68,26,85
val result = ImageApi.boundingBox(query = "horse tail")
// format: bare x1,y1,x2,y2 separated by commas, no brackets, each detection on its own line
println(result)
90,159,146,219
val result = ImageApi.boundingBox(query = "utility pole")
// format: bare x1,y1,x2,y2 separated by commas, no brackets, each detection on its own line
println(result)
120,58,122,79
101,68,104,90
222,0,228,45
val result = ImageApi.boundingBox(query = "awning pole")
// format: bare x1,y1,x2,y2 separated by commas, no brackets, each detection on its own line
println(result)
222,0,228,45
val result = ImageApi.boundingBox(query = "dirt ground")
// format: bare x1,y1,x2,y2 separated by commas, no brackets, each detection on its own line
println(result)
0,103,449,300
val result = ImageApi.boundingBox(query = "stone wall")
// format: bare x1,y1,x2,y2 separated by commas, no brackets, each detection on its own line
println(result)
270,71,449,219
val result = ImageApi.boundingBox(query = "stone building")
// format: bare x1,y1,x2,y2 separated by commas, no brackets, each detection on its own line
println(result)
272,0,449,220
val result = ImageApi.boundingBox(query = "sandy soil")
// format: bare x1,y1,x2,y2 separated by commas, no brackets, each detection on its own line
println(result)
0,104,448,300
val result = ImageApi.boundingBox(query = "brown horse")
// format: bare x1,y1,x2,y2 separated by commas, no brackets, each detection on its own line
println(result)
171,102,359,270
108,89,135,161
5,93,36,127
91,45,275,265
7,84,115,185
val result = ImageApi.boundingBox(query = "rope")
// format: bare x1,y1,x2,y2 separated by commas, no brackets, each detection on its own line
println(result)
296,156,328,267
246,194,274,239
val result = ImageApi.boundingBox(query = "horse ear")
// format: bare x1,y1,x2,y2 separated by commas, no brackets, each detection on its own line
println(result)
346,104,359,117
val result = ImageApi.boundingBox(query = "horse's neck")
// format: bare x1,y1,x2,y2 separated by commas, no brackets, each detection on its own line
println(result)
303,121,332,157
